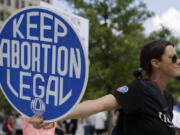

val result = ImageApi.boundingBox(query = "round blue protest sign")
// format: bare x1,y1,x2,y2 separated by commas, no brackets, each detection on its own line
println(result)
0,7,88,122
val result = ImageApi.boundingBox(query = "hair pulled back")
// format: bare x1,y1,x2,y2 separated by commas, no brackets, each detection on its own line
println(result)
133,39,174,79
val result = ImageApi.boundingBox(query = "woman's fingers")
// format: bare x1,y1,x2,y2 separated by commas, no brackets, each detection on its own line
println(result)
29,115,44,129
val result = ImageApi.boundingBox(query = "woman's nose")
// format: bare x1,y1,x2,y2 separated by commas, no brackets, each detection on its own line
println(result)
176,58,180,65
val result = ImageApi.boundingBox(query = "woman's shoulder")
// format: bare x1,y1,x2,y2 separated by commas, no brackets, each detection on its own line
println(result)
127,79,145,87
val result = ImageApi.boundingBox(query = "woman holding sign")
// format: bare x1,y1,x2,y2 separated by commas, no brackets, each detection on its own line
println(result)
30,39,180,135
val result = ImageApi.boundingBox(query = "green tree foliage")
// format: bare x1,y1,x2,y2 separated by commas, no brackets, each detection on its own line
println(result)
0,10,15,114
63,0,180,100
64,0,154,99
0,88,14,114
0,9,11,21
147,25,179,45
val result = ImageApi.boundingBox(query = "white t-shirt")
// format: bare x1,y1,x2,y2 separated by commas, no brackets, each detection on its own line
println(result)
94,112,107,130
14,116,22,130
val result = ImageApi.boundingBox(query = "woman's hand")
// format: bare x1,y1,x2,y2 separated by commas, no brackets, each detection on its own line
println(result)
28,115,44,129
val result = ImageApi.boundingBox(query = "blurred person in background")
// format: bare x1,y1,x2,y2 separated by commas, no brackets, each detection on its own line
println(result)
3,115,14,135
68,119,78,135
111,110,119,128
55,121,67,135
83,116,94,135
94,111,107,135
14,114,22,135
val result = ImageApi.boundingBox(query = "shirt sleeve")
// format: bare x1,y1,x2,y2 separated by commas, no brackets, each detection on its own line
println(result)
112,80,144,114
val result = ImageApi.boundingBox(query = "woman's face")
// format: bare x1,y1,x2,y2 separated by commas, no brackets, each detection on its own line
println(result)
159,45,180,78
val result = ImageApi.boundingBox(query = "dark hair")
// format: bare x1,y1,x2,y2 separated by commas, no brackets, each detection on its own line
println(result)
133,39,174,79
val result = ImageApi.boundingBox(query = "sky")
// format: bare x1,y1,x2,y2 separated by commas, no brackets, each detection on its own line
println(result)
52,0,180,37
143,0,180,37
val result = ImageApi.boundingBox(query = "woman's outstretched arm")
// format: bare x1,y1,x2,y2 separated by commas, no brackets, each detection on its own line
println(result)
29,94,121,128
62,94,121,120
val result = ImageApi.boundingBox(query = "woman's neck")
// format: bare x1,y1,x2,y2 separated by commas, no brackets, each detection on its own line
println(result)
149,74,169,95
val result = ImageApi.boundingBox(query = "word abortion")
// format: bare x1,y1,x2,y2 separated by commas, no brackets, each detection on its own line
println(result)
0,39,81,79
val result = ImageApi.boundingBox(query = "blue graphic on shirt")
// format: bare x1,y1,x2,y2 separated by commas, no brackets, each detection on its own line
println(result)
117,86,128,94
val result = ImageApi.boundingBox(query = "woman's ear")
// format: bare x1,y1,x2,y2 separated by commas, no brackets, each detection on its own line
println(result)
150,59,160,69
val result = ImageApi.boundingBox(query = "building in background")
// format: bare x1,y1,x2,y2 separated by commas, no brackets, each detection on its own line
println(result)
0,0,52,28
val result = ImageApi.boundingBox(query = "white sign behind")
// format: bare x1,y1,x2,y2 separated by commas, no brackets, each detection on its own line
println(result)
40,1,89,56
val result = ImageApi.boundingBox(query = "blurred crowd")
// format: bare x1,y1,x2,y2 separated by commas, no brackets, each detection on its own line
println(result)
1,100,180,135
0,110,119,135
